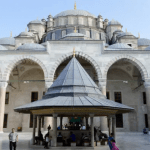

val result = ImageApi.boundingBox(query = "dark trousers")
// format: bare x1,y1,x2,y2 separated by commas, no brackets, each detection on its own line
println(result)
10,141,16,150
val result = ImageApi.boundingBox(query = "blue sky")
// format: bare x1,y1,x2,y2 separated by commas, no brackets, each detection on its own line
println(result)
0,0,150,39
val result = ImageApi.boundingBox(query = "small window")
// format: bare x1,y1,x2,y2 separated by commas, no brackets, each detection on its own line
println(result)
127,44,132,47
106,92,110,99
143,92,147,104
31,92,38,102
116,114,123,128
5,92,9,104
114,92,122,103
29,114,37,128
145,114,148,128
43,92,45,96
3,114,8,128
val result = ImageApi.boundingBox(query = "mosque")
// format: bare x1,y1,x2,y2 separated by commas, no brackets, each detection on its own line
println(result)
0,3,150,135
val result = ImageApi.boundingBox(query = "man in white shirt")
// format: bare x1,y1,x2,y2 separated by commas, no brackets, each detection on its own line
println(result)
9,128,18,150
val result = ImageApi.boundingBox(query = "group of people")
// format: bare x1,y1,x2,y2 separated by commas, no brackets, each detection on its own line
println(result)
8,127,121,150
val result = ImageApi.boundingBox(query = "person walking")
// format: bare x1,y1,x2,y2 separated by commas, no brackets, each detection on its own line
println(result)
111,139,119,150
108,133,114,150
8,128,18,150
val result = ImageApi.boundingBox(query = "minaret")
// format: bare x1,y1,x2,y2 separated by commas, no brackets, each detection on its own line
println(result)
74,1,77,10
10,31,12,37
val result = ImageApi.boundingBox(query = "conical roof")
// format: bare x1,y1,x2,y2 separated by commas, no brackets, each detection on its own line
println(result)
44,57,104,99
14,56,134,115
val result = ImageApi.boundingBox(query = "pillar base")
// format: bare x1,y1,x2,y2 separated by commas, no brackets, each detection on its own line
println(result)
0,131,4,134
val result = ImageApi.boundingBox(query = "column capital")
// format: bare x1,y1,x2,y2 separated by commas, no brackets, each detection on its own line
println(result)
89,114,94,117
0,81,8,88
53,113,58,117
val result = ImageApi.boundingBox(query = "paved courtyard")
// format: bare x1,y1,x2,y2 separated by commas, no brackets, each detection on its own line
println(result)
0,132,150,150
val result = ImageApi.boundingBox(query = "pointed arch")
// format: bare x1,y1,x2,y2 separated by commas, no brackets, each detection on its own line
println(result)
3,55,48,81
49,51,102,81
103,55,148,80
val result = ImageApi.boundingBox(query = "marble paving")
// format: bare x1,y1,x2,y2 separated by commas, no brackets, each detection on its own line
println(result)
0,132,150,150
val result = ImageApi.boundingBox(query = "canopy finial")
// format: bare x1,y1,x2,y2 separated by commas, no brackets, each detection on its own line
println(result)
74,1,77,10
73,47,75,57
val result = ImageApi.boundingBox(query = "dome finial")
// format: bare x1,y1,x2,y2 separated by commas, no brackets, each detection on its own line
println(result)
25,28,28,32
10,31,12,37
73,47,76,57
74,1,77,10
126,28,127,32
74,26,77,33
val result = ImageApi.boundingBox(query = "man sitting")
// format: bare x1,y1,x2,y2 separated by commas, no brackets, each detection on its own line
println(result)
67,132,76,146
143,127,148,134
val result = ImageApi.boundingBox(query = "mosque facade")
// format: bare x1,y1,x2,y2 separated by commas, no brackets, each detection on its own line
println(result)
0,4,150,133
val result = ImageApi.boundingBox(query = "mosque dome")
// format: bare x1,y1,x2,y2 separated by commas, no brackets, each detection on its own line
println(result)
63,33,87,38
54,9,96,18
16,43,46,51
28,19,45,25
0,45,8,50
107,43,132,50
138,38,150,46
144,46,150,50
18,31,33,37
108,19,122,26
0,37,15,46
117,32,133,38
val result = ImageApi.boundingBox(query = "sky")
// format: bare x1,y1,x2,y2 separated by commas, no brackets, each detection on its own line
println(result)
0,0,150,39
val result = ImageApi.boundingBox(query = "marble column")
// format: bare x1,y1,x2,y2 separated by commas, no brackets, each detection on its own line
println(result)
38,116,41,137
44,80,53,131
99,79,108,131
60,117,63,130
32,115,36,145
53,113,58,147
0,81,8,133
90,114,94,147
112,115,116,140
144,81,150,129
108,116,112,136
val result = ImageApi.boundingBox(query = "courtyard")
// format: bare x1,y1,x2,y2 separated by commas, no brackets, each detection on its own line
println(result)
0,132,150,150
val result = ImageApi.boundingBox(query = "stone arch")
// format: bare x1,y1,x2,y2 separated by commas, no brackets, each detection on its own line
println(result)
49,51,102,81
104,55,148,80
3,55,48,81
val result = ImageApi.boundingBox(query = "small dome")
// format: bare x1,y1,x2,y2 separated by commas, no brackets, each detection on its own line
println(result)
28,19,45,25
107,43,132,50
144,46,150,50
108,19,122,26
0,45,8,50
138,38,150,46
117,32,133,38
0,37,15,46
16,43,46,51
18,31,33,37
54,9,96,18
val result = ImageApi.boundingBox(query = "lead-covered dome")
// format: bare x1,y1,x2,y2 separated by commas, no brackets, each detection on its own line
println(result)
0,45,8,50
16,43,46,51
108,19,122,26
18,31,34,37
0,37,15,46
54,9,96,18
106,43,132,50
138,38,150,46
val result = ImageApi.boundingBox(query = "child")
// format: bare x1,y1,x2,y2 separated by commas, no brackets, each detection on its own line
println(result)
44,134,49,149
111,139,119,150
